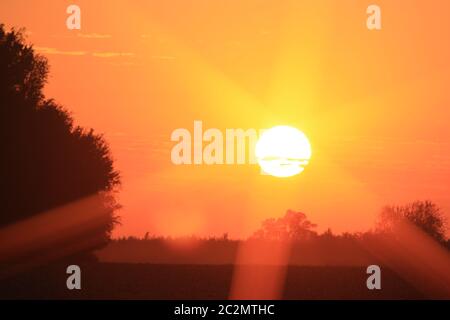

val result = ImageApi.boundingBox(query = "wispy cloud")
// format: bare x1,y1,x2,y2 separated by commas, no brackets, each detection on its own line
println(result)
34,47,87,56
92,52,135,58
77,33,112,39
35,46,137,59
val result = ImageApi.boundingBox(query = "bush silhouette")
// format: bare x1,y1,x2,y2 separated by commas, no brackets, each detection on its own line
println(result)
377,200,447,243
0,25,120,260
252,210,317,241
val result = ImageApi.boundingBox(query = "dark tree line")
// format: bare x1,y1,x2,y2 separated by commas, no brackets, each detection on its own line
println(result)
0,25,120,259
252,201,448,245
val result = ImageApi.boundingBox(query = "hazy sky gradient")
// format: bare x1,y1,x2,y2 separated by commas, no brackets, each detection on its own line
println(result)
2,0,450,238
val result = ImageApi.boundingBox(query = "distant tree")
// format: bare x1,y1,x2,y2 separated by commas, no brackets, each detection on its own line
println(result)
377,201,447,243
252,210,317,241
320,228,334,240
0,25,120,259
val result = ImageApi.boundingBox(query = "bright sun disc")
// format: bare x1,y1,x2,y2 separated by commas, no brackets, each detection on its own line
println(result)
255,126,312,178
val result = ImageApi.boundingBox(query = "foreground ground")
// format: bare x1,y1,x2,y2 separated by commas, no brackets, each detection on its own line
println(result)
0,263,423,299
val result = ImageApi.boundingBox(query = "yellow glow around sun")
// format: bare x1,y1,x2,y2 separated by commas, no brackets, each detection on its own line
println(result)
255,126,312,178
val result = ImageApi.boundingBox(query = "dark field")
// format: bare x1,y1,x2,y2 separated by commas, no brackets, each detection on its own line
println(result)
0,263,423,300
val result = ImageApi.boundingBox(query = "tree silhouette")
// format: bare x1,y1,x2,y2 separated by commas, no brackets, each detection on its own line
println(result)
252,210,317,241
0,25,120,259
377,200,447,243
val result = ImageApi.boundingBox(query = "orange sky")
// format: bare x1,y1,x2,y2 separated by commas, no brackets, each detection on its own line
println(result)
2,0,450,238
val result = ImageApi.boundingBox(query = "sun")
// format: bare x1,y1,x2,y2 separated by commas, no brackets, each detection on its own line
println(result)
255,126,312,178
